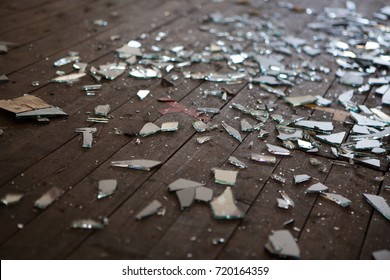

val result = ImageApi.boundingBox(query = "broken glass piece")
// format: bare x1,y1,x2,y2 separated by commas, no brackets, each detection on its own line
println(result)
339,72,364,87
73,62,87,73
240,119,254,132
222,122,242,143
197,107,220,115
75,127,97,148
197,136,212,144
294,120,334,132
284,36,307,48
279,190,294,207
15,107,68,119
192,121,215,132
372,148,386,154
303,46,321,56
294,174,311,184
195,186,213,202
228,156,247,169
315,95,332,107
363,194,390,220
95,62,126,80
350,112,386,128
230,53,247,64
116,45,142,58
277,198,289,209
1,193,23,206
372,249,390,260
129,66,162,79
259,84,286,97
110,159,161,171
321,193,351,207
71,219,104,229
161,122,179,132
176,187,195,210
305,182,329,193
267,144,291,156
87,117,109,123
251,154,276,164
297,139,314,150
355,139,381,150
284,95,317,107
213,168,238,186
51,73,86,83
0,44,8,53
137,90,150,100
31,81,40,87
94,104,110,117
54,55,79,67
382,90,390,105
355,158,381,169
168,178,204,192
352,125,370,135
93,19,108,26
135,200,162,220
81,84,102,91
255,55,284,73
265,230,300,259
212,238,225,245
338,90,358,112
0,74,9,83
139,122,161,137
210,187,244,220
34,187,64,210
277,129,303,141
315,132,346,146
97,179,117,199
271,174,287,184
271,114,284,124
370,108,390,124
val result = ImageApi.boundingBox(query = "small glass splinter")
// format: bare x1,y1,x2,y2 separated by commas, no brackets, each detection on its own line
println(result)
111,159,161,171
321,193,351,207
1,193,24,206
75,127,97,148
71,219,104,229
135,200,163,220
267,144,291,156
250,154,276,164
210,187,244,220
97,179,117,199
34,186,64,209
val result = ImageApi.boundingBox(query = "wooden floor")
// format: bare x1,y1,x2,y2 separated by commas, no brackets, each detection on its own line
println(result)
0,0,389,260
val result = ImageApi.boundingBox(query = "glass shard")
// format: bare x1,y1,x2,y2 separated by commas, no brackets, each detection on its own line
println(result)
295,120,334,132
197,136,212,144
277,129,303,141
137,90,150,100
370,108,390,124
267,144,291,156
192,121,216,132
1,193,23,206
305,182,329,193
95,62,126,80
355,139,381,150
51,73,86,83
139,122,161,137
81,84,102,91
87,117,109,123
338,90,358,112
222,122,243,143
279,190,294,207
176,187,195,210
240,119,254,132
168,178,204,192
363,194,390,220
321,193,351,207
228,156,247,169
161,122,179,132
350,112,386,128
258,129,269,139
75,127,97,148
34,187,64,210
277,198,289,209
135,200,162,220
315,131,346,146
265,230,300,259
94,104,110,117
0,74,9,83
284,36,307,48
371,147,386,154
195,186,213,202
250,154,276,164
213,168,238,186
297,139,314,150
15,107,68,119
284,95,317,107
352,125,370,135
110,159,161,171
315,95,332,107
197,107,220,115
97,179,117,199
54,55,79,67
71,219,104,229
129,66,162,79
294,174,311,184
372,249,390,260
210,187,244,220
271,174,287,184
339,72,364,87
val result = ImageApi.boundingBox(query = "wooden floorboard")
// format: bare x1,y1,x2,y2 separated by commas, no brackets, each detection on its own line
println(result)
0,0,389,260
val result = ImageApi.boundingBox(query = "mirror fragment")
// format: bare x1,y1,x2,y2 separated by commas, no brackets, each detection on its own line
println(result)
315,131,346,146
168,178,204,192
222,122,243,143
135,200,163,220
161,122,179,132
277,198,289,209
97,179,117,199
267,144,291,156
213,168,238,186
34,187,64,209
321,193,351,207
271,174,287,184
94,104,110,117
251,154,277,164
228,156,247,169
197,136,212,144
372,249,390,260
284,95,317,106
75,127,97,148
71,219,104,229
279,190,294,207
305,182,329,193
195,187,213,202
111,159,161,171
363,194,390,220
1,193,24,206
139,122,161,137
210,187,244,220
265,230,300,259
137,90,150,100
294,174,311,184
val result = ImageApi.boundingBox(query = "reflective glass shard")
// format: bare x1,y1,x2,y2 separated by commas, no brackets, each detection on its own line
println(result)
371,148,386,154
110,159,161,171
197,136,212,144
87,117,108,123
258,129,269,139
338,90,358,112
210,187,244,220
351,127,390,140
240,119,254,132
355,139,381,150
75,127,97,148
1,193,23,206
294,174,311,184
363,194,390,220
305,182,329,193
315,131,346,146
375,84,390,95
213,168,238,186
315,95,332,107
267,144,291,156
176,187,195,210
97,179,117,199
228,156,247,169
265,230,300,259
279,190,294,207
321,193,351,207
71,219,104,229
54,55,79,67
382,89,390,105
168,178,204,192
192,121,215,132
137,90,150,100
161,122,179,132
303,46,321,56
129,66,162,79
135,200,162,220
0,74,9,83
94,104,110,117
339,72,364,87
139,122,161,137
222,122,243,143
297,139,314,150
251,154,277,164
15,107,68,119
284,36,307,48
195,186,213,202
81,84,102,91
372,249,390,260
271,174,287,184
34,187,64,210
197,107,220,115
277,198,289,209
350,112,386,128
284,95,317,107
352,125,370,135
368,77,389,85
370,108,390,124
116,44,142,57
294,120,334,132
51,73,86,83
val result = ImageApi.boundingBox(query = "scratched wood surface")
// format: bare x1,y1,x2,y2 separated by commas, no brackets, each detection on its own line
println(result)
0,0,389,260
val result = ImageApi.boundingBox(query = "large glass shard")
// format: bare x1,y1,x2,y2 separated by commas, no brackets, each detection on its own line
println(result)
94,104,110,117
176,187,195,210
266,144,291,156
222,122,243,143
294,174,311,184
97,179,117,199
71,219,104,229
111,159,161,171
305,182,329,193
250,154,276,164
279,190,294,207
161,122,179,132
15,107,68,119
350,112,386,128
352,125,370,135
210,187,244,220
34,186,64,210
1,193,23,206
372,249,390,260
137,90,150,100
355,139,381,150
75,127,97,148
370,108,390,124
277,129,303,141
195,186,213,202
321,193,351,207
265,230,300,259
339,72,364,87
228,156,247,169
363,194,390,220
139,122,161,137
135,200,162,220
284,95,317,107
213,168,238,186
297,139,314,150
51,73,86,83
294,120,334,132
315,131,346,146
351,127,390,140
168,178,204,192
94,62,126,80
